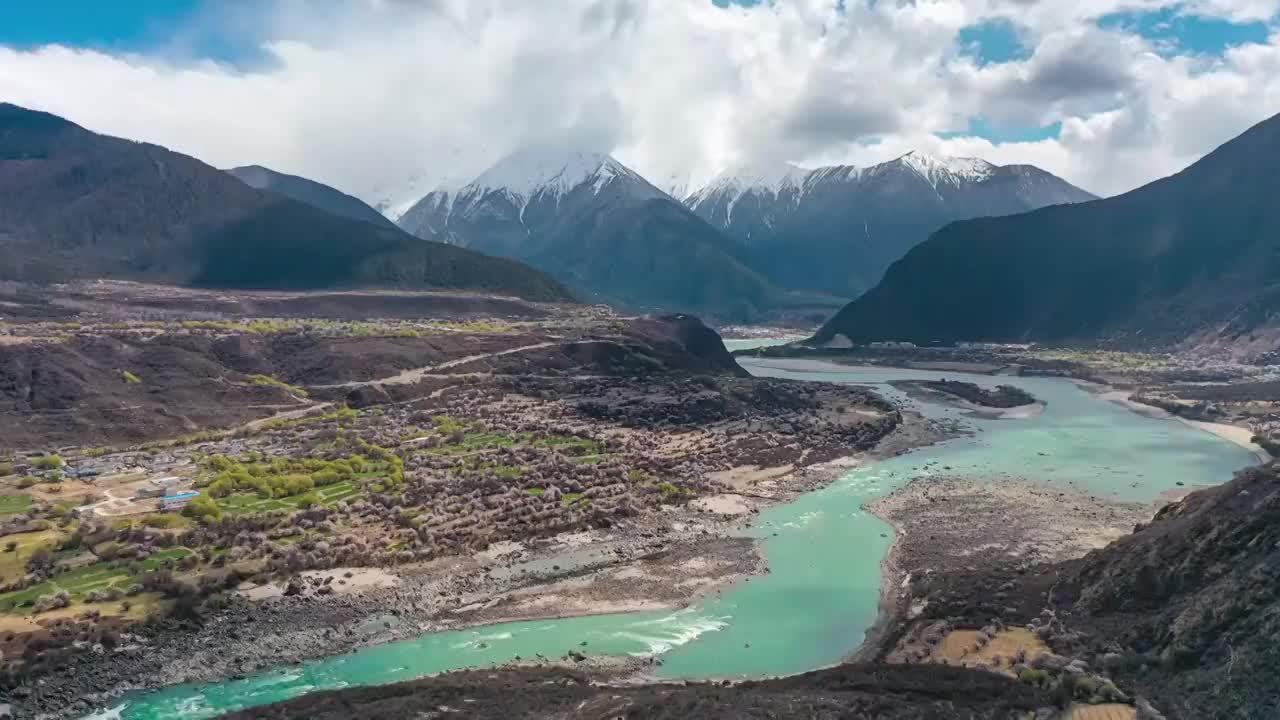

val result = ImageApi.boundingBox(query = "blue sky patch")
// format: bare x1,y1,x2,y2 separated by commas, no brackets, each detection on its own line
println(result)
0,0,269,67
1099,8,1270,56
938,118,1062,144
957,19,1031,65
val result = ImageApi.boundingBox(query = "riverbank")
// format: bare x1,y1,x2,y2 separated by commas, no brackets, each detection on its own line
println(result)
863,475,1155,665
38,511,760,718
89,358,1264,720
749,343,1279,464
1088,385,1271,462
31,383,942,720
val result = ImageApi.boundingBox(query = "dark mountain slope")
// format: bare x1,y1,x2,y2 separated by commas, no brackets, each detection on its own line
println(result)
226,164,396,228
1053,461,1280,719
398,149,778,320
222,664,1051,719
816,112,1280,346
0,104,570,302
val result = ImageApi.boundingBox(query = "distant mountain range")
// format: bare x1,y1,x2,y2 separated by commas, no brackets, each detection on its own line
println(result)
397,147,778,320
686,152,1095,297
0,103,570,302
816,111,1280,350
226,164,395,228
393,146,1091,319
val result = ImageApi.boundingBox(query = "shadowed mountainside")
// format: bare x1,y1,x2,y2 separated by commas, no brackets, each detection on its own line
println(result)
0,104,570,302
226,164,396,228
1052,461,1280,720
817,112,1280,349
219,664,1052,720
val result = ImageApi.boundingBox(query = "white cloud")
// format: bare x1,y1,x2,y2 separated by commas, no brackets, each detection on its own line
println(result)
1184,0,1280,23
0,0,1278,204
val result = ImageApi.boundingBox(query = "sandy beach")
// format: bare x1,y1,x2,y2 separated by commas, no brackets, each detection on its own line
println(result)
1094,387,1271,462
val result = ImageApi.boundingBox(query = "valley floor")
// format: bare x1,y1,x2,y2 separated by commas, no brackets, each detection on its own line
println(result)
6,290,1275,719
0,282,925,718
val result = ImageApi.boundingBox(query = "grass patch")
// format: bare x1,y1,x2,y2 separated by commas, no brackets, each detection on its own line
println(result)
525,488,544,497
0,530,64,581
245,374,309,398
120,370,142,385
533,435,604,456
429,431,519,455
220,494,296,515
141,547,194,571
33,455,63,470
0,562,136,611
0,494,33,516
421,320,512,334
199,443,396,518
493,465,524,480
257,406,356,432
144,513,191,529
0,592,166,632
570,454,610,465
317,481,364,506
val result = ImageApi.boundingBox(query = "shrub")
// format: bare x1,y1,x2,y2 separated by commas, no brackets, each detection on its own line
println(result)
145,513,186,529
245,374,308,398
183,495,222,524
34,455,63,470
0,462,13,477
1018,669,1050,688
1071,676,1100,699
32,590,71,614
17,476,37,488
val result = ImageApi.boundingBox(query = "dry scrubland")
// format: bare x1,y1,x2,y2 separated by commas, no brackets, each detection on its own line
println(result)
0,282,904,717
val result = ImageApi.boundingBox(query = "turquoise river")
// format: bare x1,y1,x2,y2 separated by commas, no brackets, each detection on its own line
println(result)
93,356,1258,719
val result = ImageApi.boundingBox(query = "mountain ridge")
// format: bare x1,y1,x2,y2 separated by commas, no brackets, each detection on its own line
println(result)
684,151,1096,298
397,147,778,320
815,111,1280,350
226,164,396,228
0,103,572,302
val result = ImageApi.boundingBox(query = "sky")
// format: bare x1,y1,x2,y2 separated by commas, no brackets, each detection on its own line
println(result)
1,0,1278,210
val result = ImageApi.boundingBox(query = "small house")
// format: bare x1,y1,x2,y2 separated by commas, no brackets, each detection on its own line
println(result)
160,490,199,511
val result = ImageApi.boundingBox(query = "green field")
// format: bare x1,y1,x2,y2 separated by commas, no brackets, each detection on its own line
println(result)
220,480,365,516
0,494,33,516
0,529,64,582
0,563,137,610
141,547,194,571
221,494,297,514
318,480,363,505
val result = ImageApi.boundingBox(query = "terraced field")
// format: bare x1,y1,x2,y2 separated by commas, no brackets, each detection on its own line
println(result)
0,563,136,610
0,495,33,516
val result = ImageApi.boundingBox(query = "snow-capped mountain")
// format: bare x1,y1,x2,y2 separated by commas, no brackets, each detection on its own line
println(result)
686,151,1095,297
397,147,776,319
684,160,809,238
